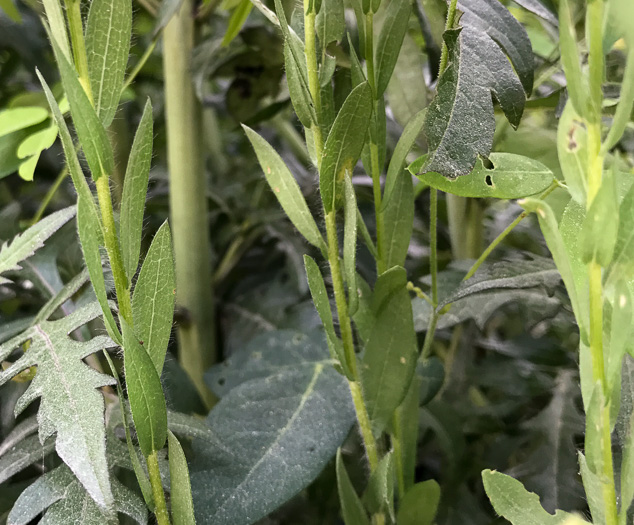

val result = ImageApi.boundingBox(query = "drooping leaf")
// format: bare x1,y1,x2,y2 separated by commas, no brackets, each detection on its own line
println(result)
168,431,196,525
482,470,586,524
121,99,153,279
85,0,132,126
0,303,116,510
362,267,418,433
191,329,355,525
396,480,440,525
320,82,373,212
121,318,168,457
0,206,75,285
0,107,49,137
50,38,115,181
243,125,326,252
374,0,411,97
422,0,532,179
132,221,175,376
336,449,370,525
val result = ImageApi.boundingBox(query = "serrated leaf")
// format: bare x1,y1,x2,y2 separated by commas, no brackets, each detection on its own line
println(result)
121,100,153,279
320,82,373,212
0,434,55,485
482,470,584,524
244,125,325,251
191,329,355,525
85,0,132,126
396,480,440,525
557,100,587,205
0,206,75,285
343,176,359,315
336,449,370,525
316,0,344,49
374,0,411,97
0,303,116,510
362,268,418,433
168,431,196,525
422,6,530,178
77,194,122,345
122,318,168,457
50,38,115,181
0,107,49,137
132,221,175,375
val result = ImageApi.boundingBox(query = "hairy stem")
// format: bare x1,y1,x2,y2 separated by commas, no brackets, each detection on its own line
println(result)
163,0,217,407
147,451,170,525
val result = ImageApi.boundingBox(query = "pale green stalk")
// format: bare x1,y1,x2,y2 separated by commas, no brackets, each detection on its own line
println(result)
147,451,170,525
162,0,217,407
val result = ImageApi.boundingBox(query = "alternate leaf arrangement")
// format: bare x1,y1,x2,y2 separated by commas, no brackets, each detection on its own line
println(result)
0,0,633,522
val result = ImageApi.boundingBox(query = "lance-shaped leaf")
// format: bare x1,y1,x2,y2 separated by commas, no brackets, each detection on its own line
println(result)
85,0,132,126
422,22,528,178
168,431,196,525
336,449,370,525
8,442,147,525
374,0,411,97
193,330,355,525
0,302,117,510
320,82,373,212
0,206,75,285
132,221,175,375
316,0,345,50
343,176,358,315
121,99,153,279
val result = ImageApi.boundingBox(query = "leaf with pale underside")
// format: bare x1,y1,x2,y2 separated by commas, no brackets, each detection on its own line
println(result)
0,302,116,511
0,206,75,285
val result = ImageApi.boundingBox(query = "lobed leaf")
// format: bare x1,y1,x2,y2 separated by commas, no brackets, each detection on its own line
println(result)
0,303,117,510
85,0,132,126
0,206,75,285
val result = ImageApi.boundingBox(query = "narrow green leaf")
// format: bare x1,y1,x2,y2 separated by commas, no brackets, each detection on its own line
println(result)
578,452,605,525
35,268,90,323
519,198,587,339
374,0,411,97
77,194,122,345
584,383,604,475
363,451,394,520
243,125,326,251
41,0,72,62
396,480,440,525
608,280,634,392
85,0,132,126
51,39,115,181
222,0,253,47
336,449,370,525
0,206,75,285
604,49,634,151
0,434,55,485
316,0,345,50
320,82,373,212
513,0,557,25
385,109,425,201
620,407,634,520
304,255,347,372
343,176,359,315
557,100,587,205
579,168,618,266
121,100,154,279
393,375,421,494
122,318,168,457
168,431,196,525
0,0,21,23
363,268,418,433
132,221,175,376
607,182,634,283
284,39,315,127
37,70,94,204
482,470,584,524
0,107,49,137
382,167,413,269
0,303,117,511
411,153,553,198
558,0,587,116
352,274,374,344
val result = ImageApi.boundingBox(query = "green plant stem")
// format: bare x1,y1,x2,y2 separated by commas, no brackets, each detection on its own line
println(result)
438,0,459,74
429,188,438,306
163,0,217,407
121,37,159,94
420,312,438,360
31,166,68,225
147,451,170,525
64,0,91,99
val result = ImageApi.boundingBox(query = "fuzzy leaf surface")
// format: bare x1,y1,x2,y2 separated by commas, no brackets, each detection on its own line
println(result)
0,434,55,485
0,206,75,285
336,449,370,525
422,0,532,179
168,431,196,525
0,302,116,510
85,0,132,126
192,330,355,525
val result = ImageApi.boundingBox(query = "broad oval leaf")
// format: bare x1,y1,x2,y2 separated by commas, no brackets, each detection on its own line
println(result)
0,303,117,510
122,319,168,457
121,101,153,279
320,82,373,212
85,0,132,126
243,125,326,251
132,221,175,376
410,153,553,198
193,330,355,525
